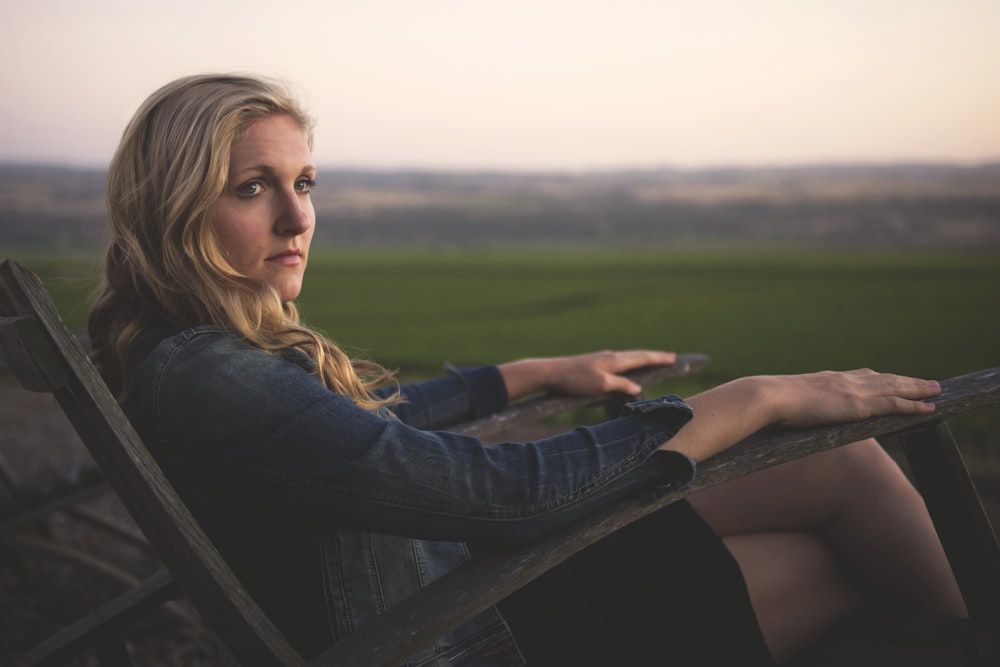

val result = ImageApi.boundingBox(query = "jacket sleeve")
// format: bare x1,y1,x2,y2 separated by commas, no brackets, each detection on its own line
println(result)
136,331,696,544
373,365,508,429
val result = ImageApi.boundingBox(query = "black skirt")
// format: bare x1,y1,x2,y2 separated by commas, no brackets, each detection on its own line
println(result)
491,500,774,666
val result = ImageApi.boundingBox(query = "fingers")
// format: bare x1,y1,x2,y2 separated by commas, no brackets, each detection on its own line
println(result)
600,349,676,395
870,395,938,417
860,371,940,401
876,374,940,416
890,376,940,401
603,374,644,396
843,371,940,419
899,394,939,413
607,349,676,372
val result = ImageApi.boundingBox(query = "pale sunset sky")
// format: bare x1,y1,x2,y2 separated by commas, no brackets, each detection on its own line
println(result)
2,0,998,171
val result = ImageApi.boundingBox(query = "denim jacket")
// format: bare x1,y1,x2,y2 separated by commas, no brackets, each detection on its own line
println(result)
125,326,696,665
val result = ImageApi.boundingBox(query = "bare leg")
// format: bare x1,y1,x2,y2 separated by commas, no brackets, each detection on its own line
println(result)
724,531,861,664
688,439,967,659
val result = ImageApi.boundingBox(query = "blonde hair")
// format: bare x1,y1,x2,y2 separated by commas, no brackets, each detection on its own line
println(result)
89,73,396,408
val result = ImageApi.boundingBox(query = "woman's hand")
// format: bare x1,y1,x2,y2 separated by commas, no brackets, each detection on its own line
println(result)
766,369,940,427
499,349,677,402
664,369,941,462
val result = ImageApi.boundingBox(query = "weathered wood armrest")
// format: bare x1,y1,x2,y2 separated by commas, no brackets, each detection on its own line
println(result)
308,367,1000,667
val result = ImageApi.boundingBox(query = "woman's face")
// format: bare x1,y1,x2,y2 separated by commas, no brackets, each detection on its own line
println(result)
211,113,316,302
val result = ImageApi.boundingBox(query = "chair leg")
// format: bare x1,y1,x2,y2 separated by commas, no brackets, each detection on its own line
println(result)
902,421,1000,645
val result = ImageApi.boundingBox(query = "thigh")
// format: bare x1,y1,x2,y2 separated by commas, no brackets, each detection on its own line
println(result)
687,438,899,537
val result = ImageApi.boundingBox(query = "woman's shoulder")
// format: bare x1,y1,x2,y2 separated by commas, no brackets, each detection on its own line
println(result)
137,325,315,391
129,325,326,435
149,325,245,355
139,325,239,376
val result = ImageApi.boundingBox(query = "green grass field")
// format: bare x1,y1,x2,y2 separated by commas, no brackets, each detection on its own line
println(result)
8,248,1000,458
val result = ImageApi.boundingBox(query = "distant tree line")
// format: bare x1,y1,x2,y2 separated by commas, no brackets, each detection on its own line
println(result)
315,196,1000,249
2,163,998,251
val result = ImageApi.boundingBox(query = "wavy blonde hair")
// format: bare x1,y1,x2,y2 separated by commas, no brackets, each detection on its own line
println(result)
89,73,396,408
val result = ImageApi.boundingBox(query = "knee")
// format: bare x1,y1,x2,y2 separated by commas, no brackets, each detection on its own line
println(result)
830,438,896,475
829,438,912,497
836,438,888,468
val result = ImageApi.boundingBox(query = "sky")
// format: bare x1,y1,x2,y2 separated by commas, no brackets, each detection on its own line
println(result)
2,0,999,171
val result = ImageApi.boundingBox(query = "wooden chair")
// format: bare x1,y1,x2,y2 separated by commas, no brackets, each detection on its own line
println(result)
2,257,999,666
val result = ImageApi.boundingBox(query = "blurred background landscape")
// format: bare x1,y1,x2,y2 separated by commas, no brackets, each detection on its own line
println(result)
2,0,999,662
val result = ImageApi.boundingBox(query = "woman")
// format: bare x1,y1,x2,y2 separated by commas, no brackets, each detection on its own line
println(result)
89,73,965,666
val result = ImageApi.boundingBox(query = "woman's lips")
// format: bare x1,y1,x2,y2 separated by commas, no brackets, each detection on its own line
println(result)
266,251,303,267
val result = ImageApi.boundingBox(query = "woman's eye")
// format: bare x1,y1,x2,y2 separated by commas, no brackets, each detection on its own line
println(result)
295,178,316,193
237,181,263,197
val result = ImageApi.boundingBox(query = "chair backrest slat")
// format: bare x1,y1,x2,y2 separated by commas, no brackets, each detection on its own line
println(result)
0,260,304,667
0,314,68,391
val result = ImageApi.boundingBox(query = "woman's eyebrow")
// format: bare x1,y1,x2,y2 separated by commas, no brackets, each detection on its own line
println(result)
231,163,316,179
231,164,276,178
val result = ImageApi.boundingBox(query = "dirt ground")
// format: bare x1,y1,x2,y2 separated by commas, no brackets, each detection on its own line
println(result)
2,380,999,666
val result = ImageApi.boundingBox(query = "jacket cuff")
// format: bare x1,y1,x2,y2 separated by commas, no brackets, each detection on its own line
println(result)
618,394,697,499
444,363,509,419
638,449,698,502
619,394,693,417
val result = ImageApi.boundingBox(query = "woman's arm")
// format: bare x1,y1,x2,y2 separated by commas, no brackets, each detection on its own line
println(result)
389,349,679,429
388,366,508,429
136,333,694,544
663,370,941,462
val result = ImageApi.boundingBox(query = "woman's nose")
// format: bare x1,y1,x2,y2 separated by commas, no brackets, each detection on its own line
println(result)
275,190,313,236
